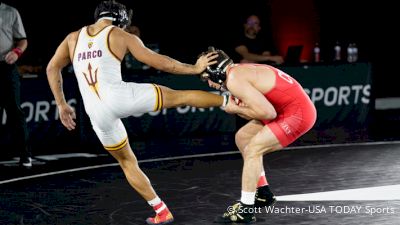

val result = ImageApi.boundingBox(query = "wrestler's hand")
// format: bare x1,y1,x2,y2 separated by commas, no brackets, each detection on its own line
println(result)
222,96,241,114
233,96,247,107
195,52,218,74
58,103,76,131
223,96,253,120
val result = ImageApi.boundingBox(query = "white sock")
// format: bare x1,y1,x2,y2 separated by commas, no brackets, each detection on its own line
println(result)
260,171,265,176
240,191,256,205
148,196,162,207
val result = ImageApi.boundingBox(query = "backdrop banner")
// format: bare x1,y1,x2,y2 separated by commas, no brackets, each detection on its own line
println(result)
0,63,372,159
281,63,372,145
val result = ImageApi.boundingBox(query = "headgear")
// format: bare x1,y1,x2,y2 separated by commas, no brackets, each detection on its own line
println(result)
200,47,233,84
94,1,132,28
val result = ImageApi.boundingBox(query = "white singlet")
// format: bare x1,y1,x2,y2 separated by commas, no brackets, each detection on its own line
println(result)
72,25,162,150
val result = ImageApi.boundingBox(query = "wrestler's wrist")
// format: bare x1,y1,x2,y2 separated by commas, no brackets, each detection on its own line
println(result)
56,100,68,107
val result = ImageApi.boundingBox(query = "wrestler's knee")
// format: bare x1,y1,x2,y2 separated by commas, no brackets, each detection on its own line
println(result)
109,146,138,167
235,130,247,152
242,143,264,160
119,156,139,170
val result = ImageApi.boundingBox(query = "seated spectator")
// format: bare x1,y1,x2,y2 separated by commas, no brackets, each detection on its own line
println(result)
234,14,283,65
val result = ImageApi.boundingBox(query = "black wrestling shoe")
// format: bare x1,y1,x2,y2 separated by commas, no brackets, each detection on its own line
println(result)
255,185,276,207
19,156,32,169
214,201,256,224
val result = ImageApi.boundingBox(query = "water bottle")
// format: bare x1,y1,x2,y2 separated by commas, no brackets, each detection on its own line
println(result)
347,43,354,63
314,42,321,63
334,41,341,61
352,43,358,62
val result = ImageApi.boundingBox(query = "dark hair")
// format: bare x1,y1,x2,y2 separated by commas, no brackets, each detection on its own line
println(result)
94,0,132,28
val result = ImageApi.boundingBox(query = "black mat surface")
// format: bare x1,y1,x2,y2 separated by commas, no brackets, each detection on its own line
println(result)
1,142,400,224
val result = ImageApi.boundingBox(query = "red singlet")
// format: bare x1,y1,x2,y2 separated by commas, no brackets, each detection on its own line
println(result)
261,65,316,147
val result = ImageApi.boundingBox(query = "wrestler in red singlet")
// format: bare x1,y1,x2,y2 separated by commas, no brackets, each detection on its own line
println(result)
257,64,316,147
201,48,317,223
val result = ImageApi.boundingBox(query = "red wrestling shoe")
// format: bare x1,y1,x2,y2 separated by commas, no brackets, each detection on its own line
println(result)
146,202,174,225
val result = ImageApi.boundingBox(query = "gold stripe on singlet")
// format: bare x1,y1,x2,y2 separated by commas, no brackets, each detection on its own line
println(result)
104,137,128,151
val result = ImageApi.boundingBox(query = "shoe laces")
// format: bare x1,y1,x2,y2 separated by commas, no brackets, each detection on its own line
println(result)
223,202,241,217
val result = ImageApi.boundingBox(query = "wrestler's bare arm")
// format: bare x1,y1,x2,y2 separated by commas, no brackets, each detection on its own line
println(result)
46,35,72,106
226,79,277,121
46,33,76,130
